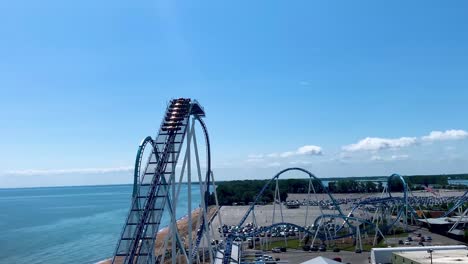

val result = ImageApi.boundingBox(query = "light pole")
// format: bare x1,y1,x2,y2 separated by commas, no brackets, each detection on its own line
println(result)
427,249,433,264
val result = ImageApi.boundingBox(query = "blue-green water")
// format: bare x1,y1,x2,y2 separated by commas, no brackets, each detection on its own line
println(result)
0,184,200,264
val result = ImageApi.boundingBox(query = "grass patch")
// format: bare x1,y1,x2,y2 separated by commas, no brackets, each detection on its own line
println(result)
258,239,301,251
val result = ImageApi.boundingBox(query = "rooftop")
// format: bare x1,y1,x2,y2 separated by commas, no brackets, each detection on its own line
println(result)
418,216,468,225
394,249,468,264
301,256,342,264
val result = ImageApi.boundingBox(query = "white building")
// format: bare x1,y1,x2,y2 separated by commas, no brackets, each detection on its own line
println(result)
393,249,468,264
371,245,467,264
301,256,343,264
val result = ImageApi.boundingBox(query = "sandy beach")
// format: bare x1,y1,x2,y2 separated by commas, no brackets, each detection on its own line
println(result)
99,206,217,264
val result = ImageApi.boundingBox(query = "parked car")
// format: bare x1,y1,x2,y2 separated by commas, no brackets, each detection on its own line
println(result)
398,240,404,245
355,249,362,253
404,240,411,245
319,245,327,252
310,246,318,252
272,247,281,253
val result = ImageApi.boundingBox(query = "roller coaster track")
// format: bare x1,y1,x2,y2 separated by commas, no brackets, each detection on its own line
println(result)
223,168,347,264
341,174,421,233
237,167,345,227
112,98,210,264
221,172,433,263
442,190,468,217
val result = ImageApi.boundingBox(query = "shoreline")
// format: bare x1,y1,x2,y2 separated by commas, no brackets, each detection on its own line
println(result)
98,206,217,264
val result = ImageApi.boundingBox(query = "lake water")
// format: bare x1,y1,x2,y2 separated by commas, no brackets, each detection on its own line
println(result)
0,184,201,264
448,179,468,185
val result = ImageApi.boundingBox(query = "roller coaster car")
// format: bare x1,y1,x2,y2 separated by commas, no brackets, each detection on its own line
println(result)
167,112,186,117
164,122,182,127
170,103,189,109
161,126,182,132
171,100,188,106
169,106,189,111
165,117,183,122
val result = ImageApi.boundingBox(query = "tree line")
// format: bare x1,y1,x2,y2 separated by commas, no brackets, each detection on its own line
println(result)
211,174,456,205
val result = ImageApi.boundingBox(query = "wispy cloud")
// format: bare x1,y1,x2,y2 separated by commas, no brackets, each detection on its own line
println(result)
5,166,133,176
343,129,468,153
246,154,265,163
267,145,323,159
296,145,322,155
370,154,409,162
289,160,313,165
343,137,417,152
391,154,409,160
244,145,322,167
422,129,468,141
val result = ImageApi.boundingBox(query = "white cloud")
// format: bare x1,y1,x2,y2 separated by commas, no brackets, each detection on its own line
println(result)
289,160,313,165
343,137,417,152
246,158,264,163
370,154,409,162
343,129,468,153
297,145,322,155
5,166,133,176
278,145,322,158
258,145,323,160
280,151,295,158
391,154,409,160
246,145,322,166
267,153,279,158
422,129,468,141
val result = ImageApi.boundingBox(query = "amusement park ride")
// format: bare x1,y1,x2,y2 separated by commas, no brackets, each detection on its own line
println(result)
111,98,467,264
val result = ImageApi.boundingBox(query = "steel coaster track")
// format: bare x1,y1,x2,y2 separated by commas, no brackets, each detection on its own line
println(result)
190,116,213,260
223,167,347,264
112,98,209,264
339,174,420,234
442,190,468,217
237,167,345,227
222,172,424,263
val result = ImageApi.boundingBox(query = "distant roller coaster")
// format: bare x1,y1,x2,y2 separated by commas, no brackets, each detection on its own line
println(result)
220,171,430,264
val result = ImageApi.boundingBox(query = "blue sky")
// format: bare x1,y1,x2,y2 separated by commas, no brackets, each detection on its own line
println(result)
1,1,468,187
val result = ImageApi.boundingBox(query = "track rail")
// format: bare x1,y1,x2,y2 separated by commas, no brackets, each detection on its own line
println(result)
112,98,210,264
